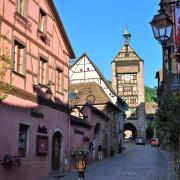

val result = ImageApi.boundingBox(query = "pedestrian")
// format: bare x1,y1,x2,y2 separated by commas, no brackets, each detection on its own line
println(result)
97,142,103,160
110,146,114,157
118,143,122,154
77,155,86,180
158,139,161,150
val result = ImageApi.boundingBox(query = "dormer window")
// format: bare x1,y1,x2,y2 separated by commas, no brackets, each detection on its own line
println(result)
39,9,47,33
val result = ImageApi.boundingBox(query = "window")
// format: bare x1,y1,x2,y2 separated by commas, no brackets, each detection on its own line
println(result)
126,108,138,120
118,85,137,96
14,40,25,75
122,96,138,106
118,73,137,84
39,9,46,33
124,86,132,95
56,68,63,93
18,124,29,158
17,0,27,17
39,57,47,85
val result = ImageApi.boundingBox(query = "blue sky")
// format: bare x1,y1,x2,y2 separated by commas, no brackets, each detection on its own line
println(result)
54,0,162,88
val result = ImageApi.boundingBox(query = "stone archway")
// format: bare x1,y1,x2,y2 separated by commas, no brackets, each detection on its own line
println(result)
51,131,62,171
124,123,137,139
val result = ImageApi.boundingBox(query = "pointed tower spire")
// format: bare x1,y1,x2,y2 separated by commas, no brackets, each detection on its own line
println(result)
123,25,131,44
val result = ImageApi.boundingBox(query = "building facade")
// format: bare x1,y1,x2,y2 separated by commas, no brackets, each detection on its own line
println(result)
69,53,125,147
112,27,146,137
151,2,180,172
0,0,74,179
69,82,120,158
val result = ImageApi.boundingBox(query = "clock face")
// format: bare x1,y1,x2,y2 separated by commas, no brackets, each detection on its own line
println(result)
86,94,96,104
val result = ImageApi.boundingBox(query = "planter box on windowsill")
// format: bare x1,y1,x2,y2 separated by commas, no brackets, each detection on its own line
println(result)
14,12,32,32
37,30,50,45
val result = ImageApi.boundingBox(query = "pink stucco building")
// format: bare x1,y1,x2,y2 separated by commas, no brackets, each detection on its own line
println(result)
0,0,75,179
69,104,109,170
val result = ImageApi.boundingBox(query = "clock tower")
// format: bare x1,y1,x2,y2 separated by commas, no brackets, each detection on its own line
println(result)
112,27,146,137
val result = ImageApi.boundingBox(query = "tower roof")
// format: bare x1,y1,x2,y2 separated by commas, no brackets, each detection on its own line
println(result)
123,26,131,44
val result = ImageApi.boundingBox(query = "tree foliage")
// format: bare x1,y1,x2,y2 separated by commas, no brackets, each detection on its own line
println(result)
0,47,12,100
145,86,156,102
155,93,180,147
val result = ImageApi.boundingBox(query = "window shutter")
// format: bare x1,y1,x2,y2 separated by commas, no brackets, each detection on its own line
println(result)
44,14,47,33
61,73,64,92
24,0,28,18
45,62,48,85
39,60,42,83
20,48,24,74
14,45,18,71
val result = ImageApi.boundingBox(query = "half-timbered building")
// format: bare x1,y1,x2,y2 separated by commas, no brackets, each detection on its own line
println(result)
0,0,74,179
112,27,146,138
69,54,125,154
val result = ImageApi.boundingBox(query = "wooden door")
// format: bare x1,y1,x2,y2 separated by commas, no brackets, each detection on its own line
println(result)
52,132,61,171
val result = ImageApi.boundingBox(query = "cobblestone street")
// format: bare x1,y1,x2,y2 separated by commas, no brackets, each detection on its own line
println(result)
47,142,177,180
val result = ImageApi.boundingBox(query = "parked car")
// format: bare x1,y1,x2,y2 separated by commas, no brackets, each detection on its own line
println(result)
135,136,146,145
150,138,159,147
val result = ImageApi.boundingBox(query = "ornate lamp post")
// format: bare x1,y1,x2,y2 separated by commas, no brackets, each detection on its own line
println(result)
150,12,173,44
45,88,53,101
150,0,180,44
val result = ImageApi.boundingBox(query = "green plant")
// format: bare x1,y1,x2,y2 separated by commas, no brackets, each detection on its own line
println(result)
154,93,180,147
0,47,12,100
145,86,157,102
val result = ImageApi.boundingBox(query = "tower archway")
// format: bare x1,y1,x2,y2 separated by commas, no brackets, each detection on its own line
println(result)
124,123,137,139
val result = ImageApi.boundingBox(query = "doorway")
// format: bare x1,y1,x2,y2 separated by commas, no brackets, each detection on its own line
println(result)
52,132,62,171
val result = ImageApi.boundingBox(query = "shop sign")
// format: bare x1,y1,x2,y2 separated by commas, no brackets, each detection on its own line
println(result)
37,125,47,134
31,108,44,119
74,128,84,136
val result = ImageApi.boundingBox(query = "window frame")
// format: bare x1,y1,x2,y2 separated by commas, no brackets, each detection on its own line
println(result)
39,8,47,34
13,39,26,76
39,56,48,85
16,0,28,18
118,73,137,84
18,124,29,158
56,67,64,94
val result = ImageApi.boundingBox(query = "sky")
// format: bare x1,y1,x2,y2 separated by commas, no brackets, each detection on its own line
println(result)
54,0,162,88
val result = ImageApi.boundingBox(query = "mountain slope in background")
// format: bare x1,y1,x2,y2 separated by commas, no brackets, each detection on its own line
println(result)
145,86,156,102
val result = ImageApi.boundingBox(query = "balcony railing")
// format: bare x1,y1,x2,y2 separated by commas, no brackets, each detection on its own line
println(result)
166,73,180,93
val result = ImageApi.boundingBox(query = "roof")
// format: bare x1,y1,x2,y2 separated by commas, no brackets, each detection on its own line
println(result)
70,53,121,99
82,104,110,121
47,0,75,59
123,26,131,36
112,44,143,63
70,115,92,128
155,69,163,82
145,102,157,115
69,82,112,105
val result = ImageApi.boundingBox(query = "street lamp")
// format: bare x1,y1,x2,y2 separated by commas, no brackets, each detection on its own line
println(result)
45,88,53,101
150,12,173,44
